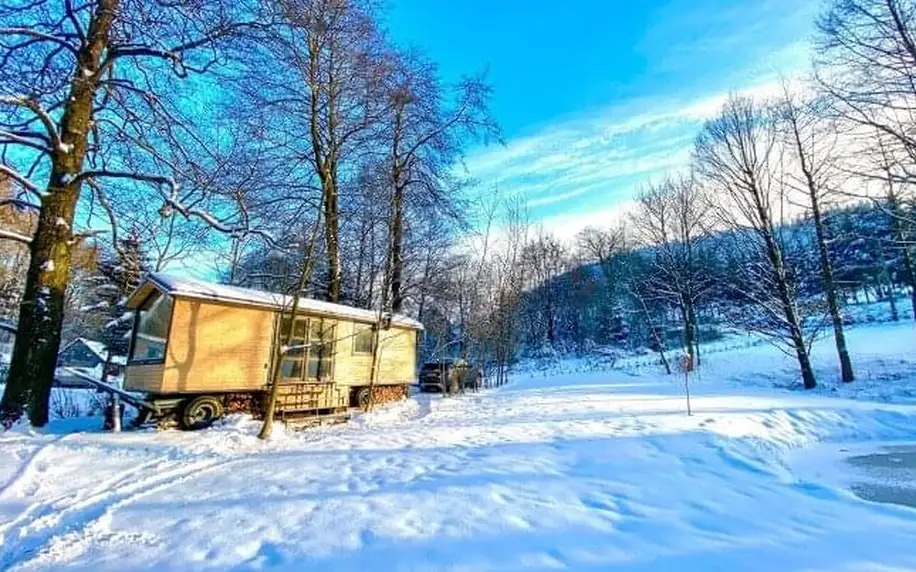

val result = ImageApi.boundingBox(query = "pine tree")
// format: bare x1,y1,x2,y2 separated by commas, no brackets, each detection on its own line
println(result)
93,230,147,381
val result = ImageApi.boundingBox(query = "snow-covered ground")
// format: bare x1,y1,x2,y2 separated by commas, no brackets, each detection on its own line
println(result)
1,322,916,570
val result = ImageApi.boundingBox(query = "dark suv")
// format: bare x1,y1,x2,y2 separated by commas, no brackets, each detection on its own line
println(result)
419,359,482,394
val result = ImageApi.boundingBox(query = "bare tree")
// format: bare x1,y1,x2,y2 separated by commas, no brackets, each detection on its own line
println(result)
0,180,35,321
521,228,569,347
631,176,712,367
876,138,916,319
816,0,916,185
0,0,268,426
253,0,388,303
695,95,820,389
777,84,855,382
259,208,324,440
380,50,499,312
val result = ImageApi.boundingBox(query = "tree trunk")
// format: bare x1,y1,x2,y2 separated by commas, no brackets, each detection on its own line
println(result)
387,183,405,312
0,0,115,427
323,177,341,303
791,327,818,390
763,228,817,389
903,246,916,321
635,291,670,374
811,199,854,382
354,216,367,306
877,241,899,321
788,106,852,383
388,103,407,313
686,301,699,367
259,212,323,440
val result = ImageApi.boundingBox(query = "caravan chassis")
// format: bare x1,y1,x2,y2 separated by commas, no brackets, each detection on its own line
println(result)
64,368,407,430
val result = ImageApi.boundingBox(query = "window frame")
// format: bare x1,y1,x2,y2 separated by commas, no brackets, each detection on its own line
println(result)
352,323,376,356
128,290,174,366
278,316,336,383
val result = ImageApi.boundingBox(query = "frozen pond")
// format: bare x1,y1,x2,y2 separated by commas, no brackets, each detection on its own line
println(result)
790,442,916,510
846,445,916,508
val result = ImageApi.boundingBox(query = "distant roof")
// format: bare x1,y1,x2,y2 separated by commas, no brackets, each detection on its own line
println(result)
130,273,423,330
63,338,128,366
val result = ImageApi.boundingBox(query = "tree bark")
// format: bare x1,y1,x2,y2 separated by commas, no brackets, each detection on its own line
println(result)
810,192,854,382
685,301,699,367
0,0,116,427
322,176,341,302
387,103,407,313
903,245,916,321
763,226,818,389
785,102,853,383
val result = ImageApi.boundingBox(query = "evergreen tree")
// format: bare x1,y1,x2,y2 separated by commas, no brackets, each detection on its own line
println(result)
93,230,148,381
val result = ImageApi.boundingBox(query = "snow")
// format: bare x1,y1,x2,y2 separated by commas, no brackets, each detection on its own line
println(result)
1,323,916,570
144,273,424,330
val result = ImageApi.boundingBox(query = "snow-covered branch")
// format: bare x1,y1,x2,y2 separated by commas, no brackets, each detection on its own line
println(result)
0,129,52,154
0,228,33,245
0,164,44,198
0,95,62,151
78,170,281,249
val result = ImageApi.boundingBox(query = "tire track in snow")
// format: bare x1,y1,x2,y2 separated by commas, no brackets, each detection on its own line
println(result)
0,435,73,500
0,450,177,540
0,454,241,570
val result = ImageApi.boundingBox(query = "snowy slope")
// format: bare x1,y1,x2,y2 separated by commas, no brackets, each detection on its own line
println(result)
1,327,916,570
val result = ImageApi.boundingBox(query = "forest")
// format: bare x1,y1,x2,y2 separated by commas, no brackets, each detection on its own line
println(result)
2,0,916,428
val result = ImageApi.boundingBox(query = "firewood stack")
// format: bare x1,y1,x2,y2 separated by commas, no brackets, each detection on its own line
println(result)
371,385,407,405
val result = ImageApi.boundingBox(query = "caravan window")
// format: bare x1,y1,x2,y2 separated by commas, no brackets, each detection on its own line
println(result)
279,317,335,382
353,324,375,355
130,291,173,363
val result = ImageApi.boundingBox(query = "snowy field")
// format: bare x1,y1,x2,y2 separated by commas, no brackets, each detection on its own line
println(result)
1,323,916,570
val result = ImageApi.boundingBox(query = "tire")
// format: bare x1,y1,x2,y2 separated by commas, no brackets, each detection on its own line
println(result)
356,387,372,411
180,395,224,430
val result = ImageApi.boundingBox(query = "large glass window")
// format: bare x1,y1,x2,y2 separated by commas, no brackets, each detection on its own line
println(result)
279,317,335,382
130,291,173,363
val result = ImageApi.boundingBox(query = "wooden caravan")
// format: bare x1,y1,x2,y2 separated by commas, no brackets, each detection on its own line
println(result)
123,273,423,429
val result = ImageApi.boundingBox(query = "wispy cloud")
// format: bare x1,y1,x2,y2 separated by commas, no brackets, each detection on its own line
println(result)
463,79,787,240
452,0,819,242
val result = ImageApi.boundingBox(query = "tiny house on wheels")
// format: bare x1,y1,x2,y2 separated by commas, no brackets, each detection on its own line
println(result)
122,273,423,429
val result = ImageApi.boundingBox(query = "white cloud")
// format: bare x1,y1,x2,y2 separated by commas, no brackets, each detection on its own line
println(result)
539,201,639,243
464,77,789,233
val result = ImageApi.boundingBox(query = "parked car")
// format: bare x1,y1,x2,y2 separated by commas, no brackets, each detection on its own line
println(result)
419,359,483,394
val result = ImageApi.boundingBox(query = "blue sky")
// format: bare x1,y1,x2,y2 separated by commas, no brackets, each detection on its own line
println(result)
387,0,820,237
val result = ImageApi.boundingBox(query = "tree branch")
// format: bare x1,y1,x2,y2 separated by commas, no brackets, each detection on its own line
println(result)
0,95,62,150
0,27,79,55
0,228,32,245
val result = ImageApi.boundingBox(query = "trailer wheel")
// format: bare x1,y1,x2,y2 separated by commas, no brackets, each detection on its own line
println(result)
355,387,372,411
180,396,224,430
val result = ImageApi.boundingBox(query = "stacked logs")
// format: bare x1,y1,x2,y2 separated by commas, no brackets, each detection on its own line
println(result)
370,384,407,406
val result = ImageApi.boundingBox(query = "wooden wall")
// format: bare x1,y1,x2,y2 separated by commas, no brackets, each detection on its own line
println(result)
125,294,418,394
333,323,417,387
161,298,275,393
